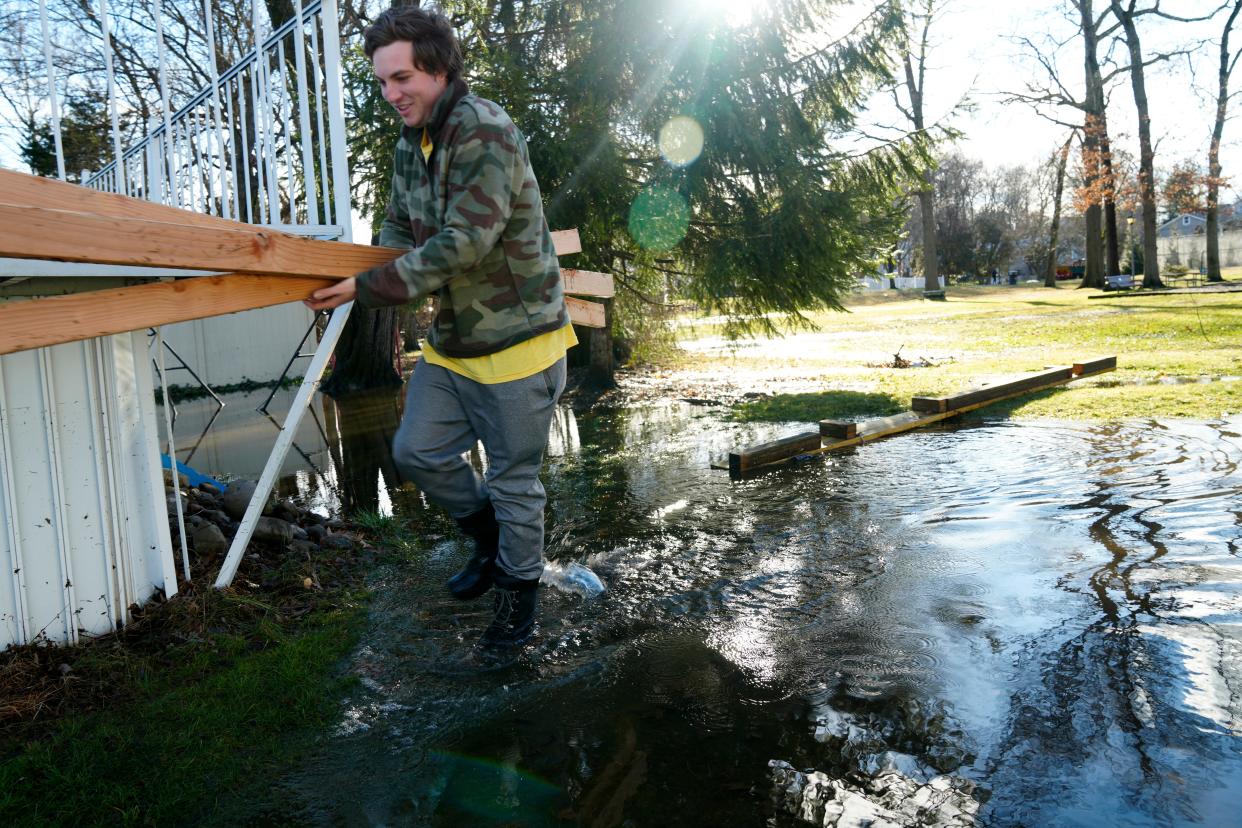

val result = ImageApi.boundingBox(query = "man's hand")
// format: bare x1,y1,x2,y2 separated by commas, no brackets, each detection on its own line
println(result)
304,277,357,311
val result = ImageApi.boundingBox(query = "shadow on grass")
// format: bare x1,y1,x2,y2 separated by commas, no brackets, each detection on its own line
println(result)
1088,302,1242,312
729,390,904,423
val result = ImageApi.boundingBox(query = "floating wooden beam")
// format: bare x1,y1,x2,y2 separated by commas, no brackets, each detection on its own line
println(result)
566,296,606,328
723,358,1118,478
910,367,1074,413
819,420,858,439
0,274,333,356
728,430,822,477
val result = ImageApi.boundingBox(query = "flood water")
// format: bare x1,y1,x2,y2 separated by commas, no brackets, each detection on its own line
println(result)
173,388,1242,826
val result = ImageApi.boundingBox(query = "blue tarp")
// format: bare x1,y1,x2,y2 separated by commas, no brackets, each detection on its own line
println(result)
160,454,226,491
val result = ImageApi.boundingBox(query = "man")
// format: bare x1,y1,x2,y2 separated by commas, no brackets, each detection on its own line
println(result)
306,6,575,648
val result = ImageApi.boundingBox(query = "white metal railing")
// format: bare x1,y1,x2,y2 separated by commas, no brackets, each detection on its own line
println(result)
81,0,351,234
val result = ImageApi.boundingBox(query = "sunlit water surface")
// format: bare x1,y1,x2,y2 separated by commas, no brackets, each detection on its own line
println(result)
176,390,1242,826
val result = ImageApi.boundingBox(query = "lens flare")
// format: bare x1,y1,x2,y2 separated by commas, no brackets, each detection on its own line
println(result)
628,186,690,251
658,116,705,167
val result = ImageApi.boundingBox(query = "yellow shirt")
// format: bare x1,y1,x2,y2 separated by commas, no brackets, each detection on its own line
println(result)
422,324,578,384
421,127,433,162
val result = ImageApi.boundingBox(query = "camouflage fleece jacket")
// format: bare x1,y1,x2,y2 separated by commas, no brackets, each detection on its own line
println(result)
354,78,566,358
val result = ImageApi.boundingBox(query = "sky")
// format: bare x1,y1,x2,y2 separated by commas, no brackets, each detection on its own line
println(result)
2,0,1236,203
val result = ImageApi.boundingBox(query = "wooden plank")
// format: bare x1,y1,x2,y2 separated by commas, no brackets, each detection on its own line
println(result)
728,430,822,477
1072,356,1117,376
566,296,606,328
3,168,586,269
562,268,615,298
819,419,858,439
551,229,581,257
0,167,251,232
3,172,591,291
911,367,1073,413
0,274,333,356
0,203,397,278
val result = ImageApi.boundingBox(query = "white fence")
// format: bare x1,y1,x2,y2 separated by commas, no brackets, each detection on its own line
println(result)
859,275,946,291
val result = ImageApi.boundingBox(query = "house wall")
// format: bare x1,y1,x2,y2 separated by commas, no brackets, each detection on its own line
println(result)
1158,228,1242,270
159,303,318,388
0,332,177,648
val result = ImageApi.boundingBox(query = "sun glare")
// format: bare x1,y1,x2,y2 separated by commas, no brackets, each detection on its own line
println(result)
693,0,762,27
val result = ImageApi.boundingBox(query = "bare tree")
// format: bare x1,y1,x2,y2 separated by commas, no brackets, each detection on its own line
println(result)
1045,135,1074,287
894,0,943,295
1009,0,1124,289
1109,0,1220,289
1207,0,1242,282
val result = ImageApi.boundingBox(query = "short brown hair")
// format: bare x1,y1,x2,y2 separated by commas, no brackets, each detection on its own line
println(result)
363,6,464,81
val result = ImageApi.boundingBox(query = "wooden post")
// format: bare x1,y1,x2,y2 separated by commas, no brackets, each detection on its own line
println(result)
588,297,614,385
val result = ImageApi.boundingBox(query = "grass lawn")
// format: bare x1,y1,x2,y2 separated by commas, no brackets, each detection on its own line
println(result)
0,513,430,827
666,283,1242,423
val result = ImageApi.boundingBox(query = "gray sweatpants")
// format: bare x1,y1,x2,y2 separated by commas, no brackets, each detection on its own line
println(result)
392,357,566,581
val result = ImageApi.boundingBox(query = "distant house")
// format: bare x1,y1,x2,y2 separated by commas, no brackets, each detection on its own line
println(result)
1158,213,1207,238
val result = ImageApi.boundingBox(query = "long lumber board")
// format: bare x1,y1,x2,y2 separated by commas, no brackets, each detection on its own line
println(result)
0,168,585,260
0,203,407,277
0,169,605,349
0,274,334,354
0,203,588,279
723,358,1117,477
561,268,614,297
0,275,605,354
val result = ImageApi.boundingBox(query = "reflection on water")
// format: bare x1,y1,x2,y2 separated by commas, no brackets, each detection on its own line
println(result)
176,391,1242,826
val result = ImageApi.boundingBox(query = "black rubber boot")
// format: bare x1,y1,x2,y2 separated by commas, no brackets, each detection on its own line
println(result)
447,501,500,600
478,572,540,648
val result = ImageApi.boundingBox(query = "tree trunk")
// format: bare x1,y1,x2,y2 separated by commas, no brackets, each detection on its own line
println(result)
917,184,940,293
1078,0,1107,289
1100,128,1121,277
902,49,941,296
1084,204,1104,288
1045,137,1071,288
320,305,403,398
1207,1,1241,282
588,298,615,386
1110,0,1162,289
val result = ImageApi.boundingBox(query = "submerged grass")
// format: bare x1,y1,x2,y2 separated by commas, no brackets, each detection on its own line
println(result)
0,517,421,827
679,284,1242,423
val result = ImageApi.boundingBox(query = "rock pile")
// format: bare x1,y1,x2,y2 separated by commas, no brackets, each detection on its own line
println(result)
769,760,980,827
769,700,986,827
164,477,356,566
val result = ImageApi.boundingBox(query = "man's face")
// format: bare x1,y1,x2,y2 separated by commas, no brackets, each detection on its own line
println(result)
372,41,448,128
